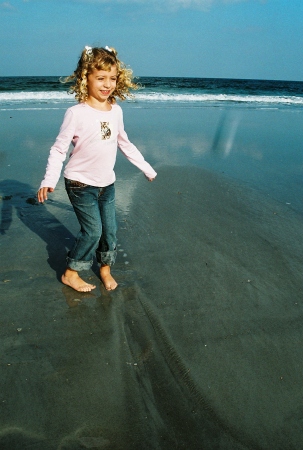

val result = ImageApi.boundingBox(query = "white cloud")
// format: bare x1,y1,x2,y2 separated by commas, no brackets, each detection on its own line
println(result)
51,0,264,10
0,1,15,9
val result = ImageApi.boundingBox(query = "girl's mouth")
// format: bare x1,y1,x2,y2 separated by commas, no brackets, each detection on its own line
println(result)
101,90,111,95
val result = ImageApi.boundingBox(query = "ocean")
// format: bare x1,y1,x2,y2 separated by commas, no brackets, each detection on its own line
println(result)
0,76,303,109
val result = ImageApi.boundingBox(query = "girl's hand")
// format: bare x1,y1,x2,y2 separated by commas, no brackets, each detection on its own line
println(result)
37,187,54,203
145,175,155,182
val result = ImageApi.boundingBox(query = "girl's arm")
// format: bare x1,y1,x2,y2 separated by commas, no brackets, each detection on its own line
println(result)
38,109,76,202
117,108,157,180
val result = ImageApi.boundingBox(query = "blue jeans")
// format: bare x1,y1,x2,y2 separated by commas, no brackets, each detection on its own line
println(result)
65,179,117,271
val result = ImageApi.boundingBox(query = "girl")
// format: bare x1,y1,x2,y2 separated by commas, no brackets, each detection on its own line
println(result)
37,45,157,292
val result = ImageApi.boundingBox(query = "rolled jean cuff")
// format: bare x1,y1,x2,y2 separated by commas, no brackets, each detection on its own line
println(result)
66,255,93,271
96,250,117,267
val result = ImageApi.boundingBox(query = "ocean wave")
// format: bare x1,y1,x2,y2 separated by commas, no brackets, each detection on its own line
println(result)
135,92,303,105
0,91,72,103
0,91,303,107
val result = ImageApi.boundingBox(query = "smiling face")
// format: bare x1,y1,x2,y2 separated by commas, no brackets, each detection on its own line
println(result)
86,65,117,108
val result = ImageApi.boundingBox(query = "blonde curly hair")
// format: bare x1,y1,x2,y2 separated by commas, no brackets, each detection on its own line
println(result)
63,46,139,104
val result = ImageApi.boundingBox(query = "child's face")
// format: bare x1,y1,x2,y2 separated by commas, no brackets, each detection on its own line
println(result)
87,65,117,103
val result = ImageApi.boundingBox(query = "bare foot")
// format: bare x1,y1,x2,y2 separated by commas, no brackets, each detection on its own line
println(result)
61,268,96,292
100,265,118,291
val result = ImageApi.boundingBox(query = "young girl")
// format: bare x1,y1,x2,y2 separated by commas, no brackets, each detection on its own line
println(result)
37,45,157,292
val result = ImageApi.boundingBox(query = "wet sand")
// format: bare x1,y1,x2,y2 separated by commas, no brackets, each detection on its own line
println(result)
0,103,302,449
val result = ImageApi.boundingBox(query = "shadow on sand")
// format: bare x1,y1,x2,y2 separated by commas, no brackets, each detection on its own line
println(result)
0,179,75,279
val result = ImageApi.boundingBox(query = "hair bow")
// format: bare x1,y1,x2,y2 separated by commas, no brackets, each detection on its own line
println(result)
85,46,93,56
105,46,113,53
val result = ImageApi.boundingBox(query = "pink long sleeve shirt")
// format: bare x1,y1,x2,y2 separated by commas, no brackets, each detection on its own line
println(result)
39,102,157,189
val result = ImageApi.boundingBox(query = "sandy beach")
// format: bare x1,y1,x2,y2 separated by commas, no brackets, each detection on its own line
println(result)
0,102,302,449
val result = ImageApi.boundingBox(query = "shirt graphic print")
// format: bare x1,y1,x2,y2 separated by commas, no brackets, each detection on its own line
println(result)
100,122,111,140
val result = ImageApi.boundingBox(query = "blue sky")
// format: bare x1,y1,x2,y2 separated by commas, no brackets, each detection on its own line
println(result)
1,0,302,80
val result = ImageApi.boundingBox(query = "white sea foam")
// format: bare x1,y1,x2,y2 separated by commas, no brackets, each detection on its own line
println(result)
135,92,303,106
0,90,302,107
0,91,72,103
